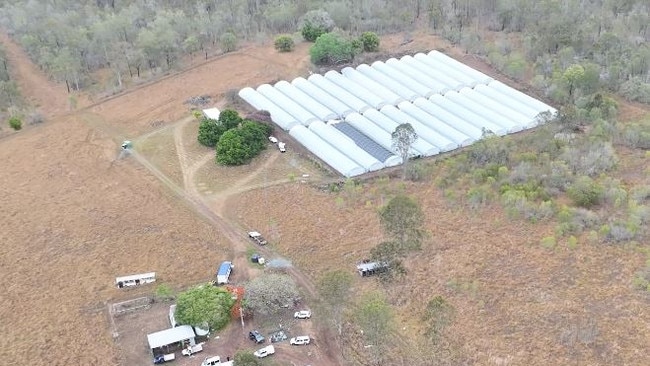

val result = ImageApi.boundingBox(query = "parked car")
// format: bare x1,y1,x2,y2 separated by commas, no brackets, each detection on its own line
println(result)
268,136,278,143
290,336,311,345
269,330,288,343
278,142,286,152
153,353,175,364
249,330,265,344
294,310,312,319
201,356,221,366
253,345,275,358
248,231,267,245
181,343,204,356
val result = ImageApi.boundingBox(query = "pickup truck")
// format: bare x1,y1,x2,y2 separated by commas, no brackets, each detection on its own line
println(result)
181,342,204,356
248,231,267,246
153,353,175,364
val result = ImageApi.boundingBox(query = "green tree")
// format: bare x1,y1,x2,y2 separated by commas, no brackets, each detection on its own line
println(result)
220,32,237,53
317,270,353,335
198,118,226,147
234,350,261,366
379,194,425,251
274,35,295,52
218,109,243,130
567,176,604,208
309,33,356,65
244,273,299,317
216,129,250,165
359,32,380,52
391,123,418,179
8,116,22,130
354,291,394,365
300,10,335,42
563,64,586,99
175,285,235,331
154,283,174,302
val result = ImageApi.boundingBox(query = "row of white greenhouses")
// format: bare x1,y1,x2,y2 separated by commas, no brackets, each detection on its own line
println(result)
238,51,557,177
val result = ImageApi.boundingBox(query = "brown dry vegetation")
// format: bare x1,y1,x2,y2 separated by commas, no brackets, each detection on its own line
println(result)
1,28,649,366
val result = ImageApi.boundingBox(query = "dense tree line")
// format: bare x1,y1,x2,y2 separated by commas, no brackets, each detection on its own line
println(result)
0,45,19,109
1,1,648,101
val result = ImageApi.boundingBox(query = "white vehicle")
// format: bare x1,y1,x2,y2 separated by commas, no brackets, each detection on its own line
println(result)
248,231,268,245
253,345,276,358
181,342,204,356
278,142,286,152
268,136,278,143
294,310,312,319
290,336,311,345
201,356,221,366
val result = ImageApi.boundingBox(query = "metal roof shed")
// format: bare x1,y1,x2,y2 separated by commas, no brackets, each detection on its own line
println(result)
428,94,507,136
308,74,370,114
411,54,466,91
445,89,523,133
398,103,460,152
147,325,196,350
289,125,366,177
459,88,536,129
309,121,384,172
238,87,300,130
343,113,404,166
341,66,408,105
362,109,441,156
274,81,338,121
352,64,421,101
292,77,355,117
473,84,542,121
399,56,452,95
427,51,494,85
323,71,387,109
414,97,481,145
488,80,558,115
257,84,320,126
380,104,454,153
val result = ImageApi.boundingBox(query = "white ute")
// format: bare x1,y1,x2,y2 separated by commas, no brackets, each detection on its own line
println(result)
253,345,275,358
294,310,312,319
290,336,311,345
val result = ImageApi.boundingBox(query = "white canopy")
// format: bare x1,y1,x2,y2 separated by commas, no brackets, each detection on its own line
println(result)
473,84,542,120
356,63,422,101
459,87,536,129
292,77,355,117
202,108,220,120
412,53,466,91
427,50,494,85
274,80,338,121
488,80,558,116
238,87,299,130
445,89,522,133
324,71,387,109
344,113,403,167
382,103,454,153
147,325,196,349
414,97,480,145
362,109,441,156
308,74,370,113
257,84,320,126
341,66,408,105
428,94,506,137
309,121,384,172
399,55,452,95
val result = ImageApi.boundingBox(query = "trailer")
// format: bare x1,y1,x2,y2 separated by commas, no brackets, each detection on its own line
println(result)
216,261,233,285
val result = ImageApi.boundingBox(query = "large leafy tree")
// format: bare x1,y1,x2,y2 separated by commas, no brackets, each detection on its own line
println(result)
391,123,418,179
216,129,250,165
244,273,299,317
309,33,357,65
175,285,235,331
379,194,425,251
198,118,227,147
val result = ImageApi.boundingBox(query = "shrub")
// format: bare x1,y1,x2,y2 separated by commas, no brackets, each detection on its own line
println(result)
299,9,335,42
309,33,357,65
218,109,243,130
561,141,617,177
359,32,380,52
301,22,327,42
274,35,295,52
467,136,510,167
619,121,650,150
632,266,650,292
605,221,637,243
198,118,226,147
567,176,603,208
8,116,22,130
630,185,650,204
467,185,491,210
220,32,237,52
540,236,556,249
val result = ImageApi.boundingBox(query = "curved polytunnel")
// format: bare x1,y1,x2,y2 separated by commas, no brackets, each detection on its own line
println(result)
341,66,408,105
445,89,523,133
308,121,384,172
308,74,371,113
474,84,542,121
365,61,429,100
395,56,452,95
427,50,494,85
489,81,558,116
414,97,482,144
238,87,300,130
459,87,536,129
430,94,507,136
381,104,461,152
291,77,355,117
289,125,366,177
343,113,404,166
257,84,320,126
412,54,466,91
324,70,388,109
362,109,441,156
274,80,338,121
415,55,479,87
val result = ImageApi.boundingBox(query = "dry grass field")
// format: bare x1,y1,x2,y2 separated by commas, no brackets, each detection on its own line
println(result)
1,28,649,366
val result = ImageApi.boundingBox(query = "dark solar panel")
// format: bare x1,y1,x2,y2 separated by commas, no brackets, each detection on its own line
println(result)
333,122,393,162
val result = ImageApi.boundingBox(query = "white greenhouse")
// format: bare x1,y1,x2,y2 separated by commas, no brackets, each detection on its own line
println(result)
382,58,440,97
417,96,484,142
344,113,404,166
292,77,355,117
429,94,507,136
238,87,300,130
362,109,442,156
412,54,478,87
341,66,409,105
307,74,371,114
257,84,320,126
308,121,384,172
458,87,536,129
324,71,387,109
274,80,338,121
412,54,466,91
366,61,429,100
489,80,557,115
399,55,453,95
474,84,543,120
428,50,494,85
388,103,459,152
289,125,366,177
444,89,523,133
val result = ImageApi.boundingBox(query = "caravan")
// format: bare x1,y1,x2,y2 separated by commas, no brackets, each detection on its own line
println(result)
115,272,156,288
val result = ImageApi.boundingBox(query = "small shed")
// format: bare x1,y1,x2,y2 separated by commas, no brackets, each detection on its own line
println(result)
147,325,196,352
202,108,221,120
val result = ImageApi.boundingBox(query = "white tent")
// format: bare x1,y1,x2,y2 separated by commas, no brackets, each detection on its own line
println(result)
341,66,407,105
308,120,384,172
488,80,557,116
429,94,507,136
202,108,220,120
412,54,466,91
363,62,427,100
459,87,536,129
308,74,371,113
397,102,460,152
292,77,355,117
147,325,196,350
289,125,366,177
274,80,338,121
414,97,482,144
399,56,453,95
420,53,482,87
362,109,442,156
324,71,387,109
257,84,320,126
474,84,542,121
382,58,442,97
344,113,403,167
238,87,300,130
428,50,494,85
445,89,522,133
